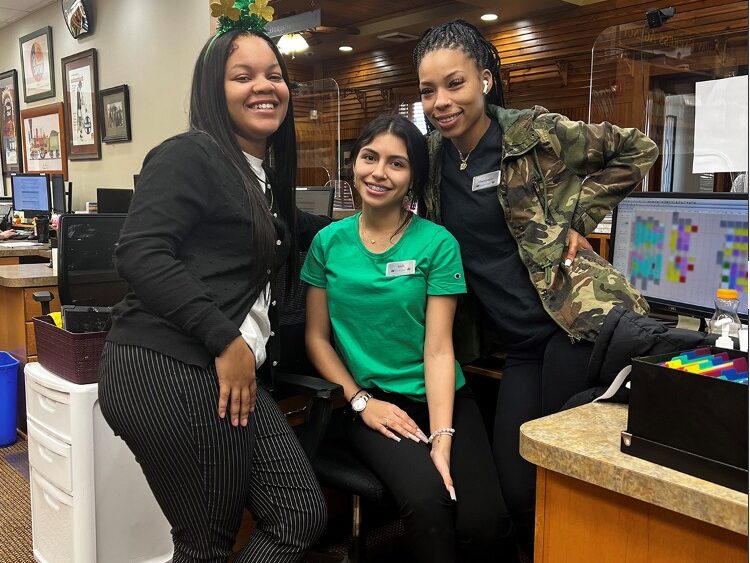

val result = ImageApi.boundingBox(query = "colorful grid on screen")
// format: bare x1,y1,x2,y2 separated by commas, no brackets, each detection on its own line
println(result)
718,220,748,295
628,216,664,291
667,213,697,284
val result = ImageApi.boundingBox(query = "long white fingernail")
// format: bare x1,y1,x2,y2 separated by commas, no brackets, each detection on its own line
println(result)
449,487,457,501
408,433,420,443
564,259,572,268
391,435,401,442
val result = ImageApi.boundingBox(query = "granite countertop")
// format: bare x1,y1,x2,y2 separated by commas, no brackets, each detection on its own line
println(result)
0,242,51,258
520,402,748,535
0,263,57,288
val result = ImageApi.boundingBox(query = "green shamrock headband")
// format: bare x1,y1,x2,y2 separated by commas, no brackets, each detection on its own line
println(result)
207,0,274,54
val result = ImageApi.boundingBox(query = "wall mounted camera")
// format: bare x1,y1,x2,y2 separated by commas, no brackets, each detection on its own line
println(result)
61,0,93,39
646,7,676,29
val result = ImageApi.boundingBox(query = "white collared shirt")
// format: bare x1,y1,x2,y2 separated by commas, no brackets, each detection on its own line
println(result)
239,152,271,367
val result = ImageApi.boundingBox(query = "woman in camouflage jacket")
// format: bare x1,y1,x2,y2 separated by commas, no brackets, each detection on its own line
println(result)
413,19,658,555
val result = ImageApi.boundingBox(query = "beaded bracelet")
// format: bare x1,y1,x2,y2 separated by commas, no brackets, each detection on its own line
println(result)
428,427,456,444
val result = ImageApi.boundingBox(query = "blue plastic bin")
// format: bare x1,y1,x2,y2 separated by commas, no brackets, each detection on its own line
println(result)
0,352,20,447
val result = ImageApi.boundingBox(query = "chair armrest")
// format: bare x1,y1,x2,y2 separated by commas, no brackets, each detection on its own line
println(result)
273,373,344,459
274,372,343,401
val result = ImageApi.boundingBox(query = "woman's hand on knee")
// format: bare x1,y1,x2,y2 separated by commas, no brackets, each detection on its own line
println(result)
430,437,456,501
360,399,428,444
215,336,257,427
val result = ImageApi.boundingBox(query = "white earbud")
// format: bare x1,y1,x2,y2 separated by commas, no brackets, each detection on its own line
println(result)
483,80,489,94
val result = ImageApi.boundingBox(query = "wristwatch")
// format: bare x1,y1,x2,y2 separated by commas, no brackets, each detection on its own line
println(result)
350,391,372,413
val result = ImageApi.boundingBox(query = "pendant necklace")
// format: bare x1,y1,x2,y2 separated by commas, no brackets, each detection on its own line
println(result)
458,149,472,171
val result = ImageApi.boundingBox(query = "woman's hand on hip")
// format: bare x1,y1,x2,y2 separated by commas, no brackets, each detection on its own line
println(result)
360,398,429,444
430,436,456,501
215,336,257,427
562,229,593,267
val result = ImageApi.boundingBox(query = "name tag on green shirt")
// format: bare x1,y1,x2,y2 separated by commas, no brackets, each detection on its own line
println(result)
386,260,416,277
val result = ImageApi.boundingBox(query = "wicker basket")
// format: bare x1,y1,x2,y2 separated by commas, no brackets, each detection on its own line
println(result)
33,317,107,384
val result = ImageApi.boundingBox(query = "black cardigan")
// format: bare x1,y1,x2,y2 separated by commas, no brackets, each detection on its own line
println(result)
107,131,327,369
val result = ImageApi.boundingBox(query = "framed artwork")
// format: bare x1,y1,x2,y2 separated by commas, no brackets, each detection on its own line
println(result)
99,85,131,143
18,26,55,103
21,102,68,179
61,48,100,160
0,69,23,174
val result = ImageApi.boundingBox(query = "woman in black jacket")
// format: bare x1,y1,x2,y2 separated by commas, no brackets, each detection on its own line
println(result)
98,17,327,563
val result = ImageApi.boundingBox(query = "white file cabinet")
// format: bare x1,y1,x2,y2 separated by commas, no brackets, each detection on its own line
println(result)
25,362,173,563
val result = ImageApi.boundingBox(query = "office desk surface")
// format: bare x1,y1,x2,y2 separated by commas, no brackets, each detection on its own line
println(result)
520,403,747,535
0,263,56,288
0,242,50,259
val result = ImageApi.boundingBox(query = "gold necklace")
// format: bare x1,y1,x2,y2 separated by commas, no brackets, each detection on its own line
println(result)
458,149,472,171
358,214,406,247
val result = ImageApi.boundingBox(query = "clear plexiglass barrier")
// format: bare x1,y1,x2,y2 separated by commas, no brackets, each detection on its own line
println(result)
589,21,748,193
291,78,353,209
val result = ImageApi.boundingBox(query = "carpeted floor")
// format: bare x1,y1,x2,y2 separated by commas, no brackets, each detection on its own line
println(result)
0,437,33,563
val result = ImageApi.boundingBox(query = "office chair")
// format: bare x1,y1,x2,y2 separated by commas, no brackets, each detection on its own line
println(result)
275,255,396,562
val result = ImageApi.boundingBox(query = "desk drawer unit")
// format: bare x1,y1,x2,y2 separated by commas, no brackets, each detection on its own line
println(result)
27,418,73,494
25,362,173,563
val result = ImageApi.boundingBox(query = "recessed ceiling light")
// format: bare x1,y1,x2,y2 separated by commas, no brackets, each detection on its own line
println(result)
481,13,498,22
339,45,353,52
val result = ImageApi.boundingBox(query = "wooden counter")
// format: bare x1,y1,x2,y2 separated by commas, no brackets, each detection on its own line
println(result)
0,242,51,265
520,403,748,562
0,263,59,431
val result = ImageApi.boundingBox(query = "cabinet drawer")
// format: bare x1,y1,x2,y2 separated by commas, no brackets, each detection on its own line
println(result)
26,322,36,356
26,376,71,443
23,286,60,322
30,469,74,563
27,419,72,493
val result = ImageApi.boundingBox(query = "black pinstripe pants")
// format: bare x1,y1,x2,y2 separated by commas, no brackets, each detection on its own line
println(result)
98,342,326,563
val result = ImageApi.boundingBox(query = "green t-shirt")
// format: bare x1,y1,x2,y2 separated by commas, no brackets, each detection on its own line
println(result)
300,213,466,401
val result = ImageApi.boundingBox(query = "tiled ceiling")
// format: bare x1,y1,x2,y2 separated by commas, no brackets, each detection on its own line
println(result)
0,0,56,29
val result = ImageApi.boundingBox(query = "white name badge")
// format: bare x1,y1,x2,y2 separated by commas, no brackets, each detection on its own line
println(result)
471,170,501,192
386,260,416,277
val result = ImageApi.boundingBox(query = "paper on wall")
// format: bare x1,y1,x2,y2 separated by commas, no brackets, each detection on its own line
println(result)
693,75,748,173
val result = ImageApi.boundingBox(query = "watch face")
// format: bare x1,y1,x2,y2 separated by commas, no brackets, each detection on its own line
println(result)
351,395,367,412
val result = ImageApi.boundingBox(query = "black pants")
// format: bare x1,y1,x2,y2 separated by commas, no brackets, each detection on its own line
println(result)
345,386,518,563
98,342,327,563
493,330,594,555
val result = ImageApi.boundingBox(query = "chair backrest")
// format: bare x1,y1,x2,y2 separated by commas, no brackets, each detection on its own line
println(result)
58,213,128,306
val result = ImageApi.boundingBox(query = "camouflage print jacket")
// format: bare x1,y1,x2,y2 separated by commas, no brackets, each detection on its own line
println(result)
424,105,658,350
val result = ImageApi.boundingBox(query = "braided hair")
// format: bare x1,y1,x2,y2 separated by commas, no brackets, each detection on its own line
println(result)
413,19,505,109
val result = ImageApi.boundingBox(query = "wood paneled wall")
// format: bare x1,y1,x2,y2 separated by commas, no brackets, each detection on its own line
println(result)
295,0,748,140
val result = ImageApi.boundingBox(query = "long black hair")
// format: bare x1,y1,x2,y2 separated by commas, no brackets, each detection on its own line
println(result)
350,114,430,235
413,19,505,127
190,29,298,281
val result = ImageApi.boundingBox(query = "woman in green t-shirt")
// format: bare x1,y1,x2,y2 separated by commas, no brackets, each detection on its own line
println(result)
302,115,518,563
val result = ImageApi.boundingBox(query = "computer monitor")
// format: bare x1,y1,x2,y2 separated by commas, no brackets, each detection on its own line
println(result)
97,188,133,214
51,174,67,213
58,213,129,306
611,192,748,322
0,196,12,230
295,186,334,217
10,173,51,219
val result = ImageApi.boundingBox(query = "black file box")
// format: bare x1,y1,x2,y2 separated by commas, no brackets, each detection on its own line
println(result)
621,348,748,493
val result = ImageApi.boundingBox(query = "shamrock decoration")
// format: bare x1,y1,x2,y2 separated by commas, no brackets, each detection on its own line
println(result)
249,0,274,22
210,0,241,21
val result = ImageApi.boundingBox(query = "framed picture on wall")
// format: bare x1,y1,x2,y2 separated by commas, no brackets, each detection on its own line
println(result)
61,48,101,160
18,26,55,103
99,85,131,143
0,69,23,174
20,102,68,179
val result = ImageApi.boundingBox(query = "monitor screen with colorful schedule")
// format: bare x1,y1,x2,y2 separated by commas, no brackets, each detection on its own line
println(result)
611,192,748,322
